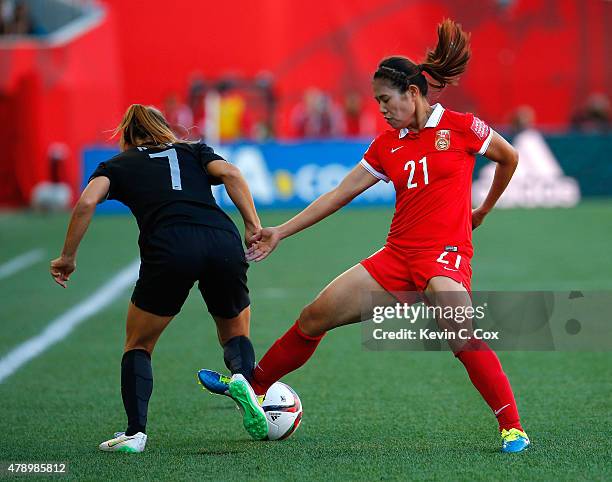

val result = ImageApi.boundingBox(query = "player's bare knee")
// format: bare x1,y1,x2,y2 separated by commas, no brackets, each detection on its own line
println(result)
124,343,153,355
298,303,328,336
124,335,156,354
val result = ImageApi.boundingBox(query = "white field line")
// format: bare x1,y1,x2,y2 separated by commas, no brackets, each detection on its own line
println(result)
0,249,46,280
0,259,140,384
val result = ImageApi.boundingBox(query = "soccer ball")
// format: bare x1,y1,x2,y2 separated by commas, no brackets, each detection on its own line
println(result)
262,382,302,440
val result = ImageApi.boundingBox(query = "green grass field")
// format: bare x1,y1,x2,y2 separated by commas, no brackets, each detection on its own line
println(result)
1,202,611,480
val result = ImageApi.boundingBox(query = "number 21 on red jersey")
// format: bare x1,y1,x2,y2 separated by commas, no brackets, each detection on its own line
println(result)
404,156,429,189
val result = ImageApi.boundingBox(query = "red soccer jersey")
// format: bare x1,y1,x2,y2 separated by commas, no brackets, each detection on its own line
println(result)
360,104,493,257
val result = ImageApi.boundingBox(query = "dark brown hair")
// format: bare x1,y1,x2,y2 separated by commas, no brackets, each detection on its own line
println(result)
373,19,471,96
113,104,178,151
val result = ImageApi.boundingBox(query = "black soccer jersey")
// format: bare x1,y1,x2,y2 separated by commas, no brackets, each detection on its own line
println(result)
89,142,239,243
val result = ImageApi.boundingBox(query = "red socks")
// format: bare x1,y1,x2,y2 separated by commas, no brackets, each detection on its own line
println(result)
456,338,523,432
250,323,522,432
250,321,324,395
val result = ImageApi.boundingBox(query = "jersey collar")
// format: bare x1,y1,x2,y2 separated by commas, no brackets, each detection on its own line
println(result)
399,103,445,138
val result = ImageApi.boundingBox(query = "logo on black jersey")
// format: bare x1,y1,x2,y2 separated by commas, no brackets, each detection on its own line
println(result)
435,130,451,151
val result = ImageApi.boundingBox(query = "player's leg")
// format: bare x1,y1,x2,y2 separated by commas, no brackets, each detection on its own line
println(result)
424,275,474,353
425,276,529,452
213,306,255,379
122,302,173,432
124,301,174,353
197,228,254,389
198,307,255,396
208,313,267,442
99,303,174,453
195,229,269,439
250,263,394,395
101,225,195,452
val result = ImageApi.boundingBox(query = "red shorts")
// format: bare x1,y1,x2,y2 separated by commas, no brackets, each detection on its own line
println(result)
361,246,472,295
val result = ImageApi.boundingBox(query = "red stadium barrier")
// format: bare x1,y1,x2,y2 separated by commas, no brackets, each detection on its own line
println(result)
105,0,609,132
0,7,122,207
0,0,609,207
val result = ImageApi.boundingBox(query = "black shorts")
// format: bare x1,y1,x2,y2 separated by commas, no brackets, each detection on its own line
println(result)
132,224,250,318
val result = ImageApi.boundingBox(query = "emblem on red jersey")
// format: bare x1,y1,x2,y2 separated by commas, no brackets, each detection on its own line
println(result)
435,130,451,150
470,116,490,140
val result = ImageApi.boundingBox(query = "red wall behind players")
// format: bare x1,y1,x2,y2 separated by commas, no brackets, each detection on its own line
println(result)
0,0,609,206
105,0,610,131
0,9,123,206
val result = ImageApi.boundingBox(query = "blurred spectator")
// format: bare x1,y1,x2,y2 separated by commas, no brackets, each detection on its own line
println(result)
217,76,248,142
252,71,276,140
0,1,33,35
571,93,610,133
0,0,8,34
10,1,31,34
187,75,207,136
341,91,376,138
166,73,278,142
31,143,72,212
290,88,343,138
510,104,536,135
163,93,194,139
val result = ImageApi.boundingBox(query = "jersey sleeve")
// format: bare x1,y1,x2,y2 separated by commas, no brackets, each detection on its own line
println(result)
88,162,116,201
464,113,494,155
198,143,225,166
359,136,389,182
198,142,226,185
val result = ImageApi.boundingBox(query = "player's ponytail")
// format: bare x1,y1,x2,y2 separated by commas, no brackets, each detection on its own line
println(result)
420,19,471,90
373,19,471,96
113,104,178,151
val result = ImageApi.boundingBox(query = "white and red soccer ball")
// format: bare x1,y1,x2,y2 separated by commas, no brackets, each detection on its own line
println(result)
262,382,302,440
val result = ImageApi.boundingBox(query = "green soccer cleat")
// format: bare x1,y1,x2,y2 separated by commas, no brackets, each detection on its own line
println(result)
228,374,269,441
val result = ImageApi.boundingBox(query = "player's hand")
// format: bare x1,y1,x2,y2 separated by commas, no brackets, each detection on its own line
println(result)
244,224,262,249
245,227,282,262
50,255,76,288
471,207,489,230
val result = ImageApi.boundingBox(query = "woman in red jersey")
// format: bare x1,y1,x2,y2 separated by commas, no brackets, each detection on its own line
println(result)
205,19,529,453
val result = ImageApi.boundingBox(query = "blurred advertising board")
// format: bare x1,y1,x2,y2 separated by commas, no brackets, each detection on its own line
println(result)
83,135,612,213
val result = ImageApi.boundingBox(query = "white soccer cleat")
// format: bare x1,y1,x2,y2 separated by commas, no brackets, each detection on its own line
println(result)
99,431,147,453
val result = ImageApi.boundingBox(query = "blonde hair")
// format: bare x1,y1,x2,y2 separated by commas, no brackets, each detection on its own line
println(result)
113,104,178,151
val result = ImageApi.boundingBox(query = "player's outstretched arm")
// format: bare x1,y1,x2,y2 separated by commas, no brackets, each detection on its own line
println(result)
472,131,519,229
246,164,379,262
207,160,261,246
50,176,110,288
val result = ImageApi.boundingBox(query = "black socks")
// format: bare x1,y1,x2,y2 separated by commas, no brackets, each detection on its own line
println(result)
121,349,153,436
223,335,255,380
120,339,252,436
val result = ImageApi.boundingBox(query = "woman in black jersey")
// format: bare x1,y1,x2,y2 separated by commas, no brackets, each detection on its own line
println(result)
50,104,266,452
